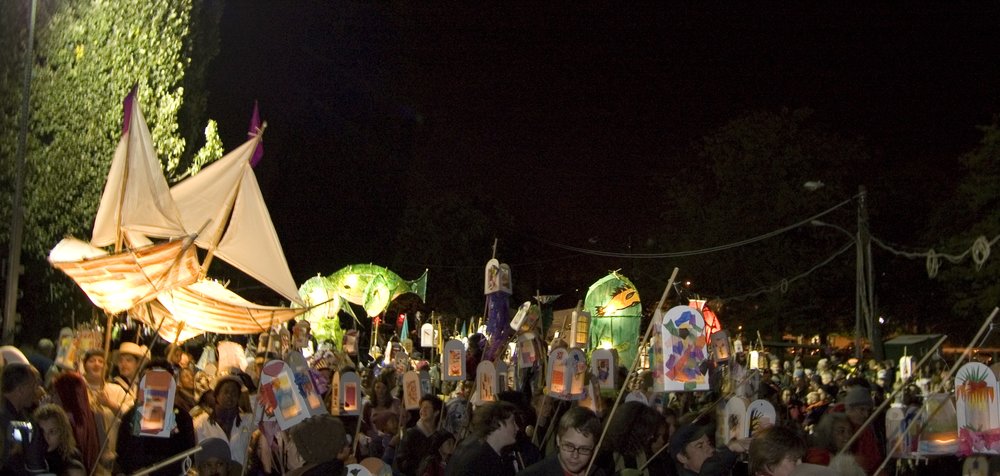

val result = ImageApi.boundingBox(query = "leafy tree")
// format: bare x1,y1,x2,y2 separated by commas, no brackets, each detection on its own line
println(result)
925,120,1000,340
643,109,870,339
390,191,515,326
0,0,223,342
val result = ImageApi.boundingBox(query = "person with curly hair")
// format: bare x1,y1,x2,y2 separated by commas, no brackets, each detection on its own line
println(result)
34,404,86,476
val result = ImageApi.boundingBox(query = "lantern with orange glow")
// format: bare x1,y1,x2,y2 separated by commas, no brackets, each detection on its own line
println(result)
584,272,642,368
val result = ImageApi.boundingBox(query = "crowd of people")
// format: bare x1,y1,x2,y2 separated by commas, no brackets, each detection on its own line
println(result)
0,322,967,476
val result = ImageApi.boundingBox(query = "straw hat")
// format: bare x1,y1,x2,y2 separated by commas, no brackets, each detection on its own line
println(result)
118,342,148,359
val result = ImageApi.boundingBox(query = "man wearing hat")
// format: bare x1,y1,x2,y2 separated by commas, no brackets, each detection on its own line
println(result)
194,374,254,467
113,342,147,408
669,422,750,476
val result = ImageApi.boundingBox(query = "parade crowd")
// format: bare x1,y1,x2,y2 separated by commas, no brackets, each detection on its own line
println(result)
0,322,961,476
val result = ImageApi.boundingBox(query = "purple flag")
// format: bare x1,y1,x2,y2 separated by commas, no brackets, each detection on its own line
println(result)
122,85,137,135
248,100,264,167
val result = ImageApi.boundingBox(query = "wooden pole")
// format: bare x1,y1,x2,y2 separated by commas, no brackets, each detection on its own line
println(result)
585,268,679,476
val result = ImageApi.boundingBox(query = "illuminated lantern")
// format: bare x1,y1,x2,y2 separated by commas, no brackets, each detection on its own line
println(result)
585,272,642,368
722,397,749,443
516,332,542,369
749,350,762,370
899,355,914,381
260,360,310,429
472,361,498,405
546,347,587,400
570,310,591,348
420,323,434,347
710,330,731,363
286,351,326,416
510,301,539,333
746,400,777,438
654,305,709,392
442,339,466,381
590,348,617,394
701,305,722,339
402,371,421,410
339,371,362,416
919,393,958,455
329,370,341,415
955,362,1000,447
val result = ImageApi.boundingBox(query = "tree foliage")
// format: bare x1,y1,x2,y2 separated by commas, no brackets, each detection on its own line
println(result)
927,120,1000,337
0,0,223,342
389,192,515,326
645,109,870,338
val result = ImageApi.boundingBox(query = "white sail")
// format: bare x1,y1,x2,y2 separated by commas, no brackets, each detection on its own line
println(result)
91,98,187,248
170,133,303,306
132,279,307,342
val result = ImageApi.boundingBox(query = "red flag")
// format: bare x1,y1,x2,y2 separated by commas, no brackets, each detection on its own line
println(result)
248,100,264,167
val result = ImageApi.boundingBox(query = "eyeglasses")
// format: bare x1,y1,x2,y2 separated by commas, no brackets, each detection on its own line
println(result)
559,443,594,456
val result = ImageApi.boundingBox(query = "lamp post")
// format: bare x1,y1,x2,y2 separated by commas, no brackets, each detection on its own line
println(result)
4,0,37,344
810,187,882,360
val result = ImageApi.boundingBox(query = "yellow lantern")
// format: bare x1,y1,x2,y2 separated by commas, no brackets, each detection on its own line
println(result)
570,310,590,348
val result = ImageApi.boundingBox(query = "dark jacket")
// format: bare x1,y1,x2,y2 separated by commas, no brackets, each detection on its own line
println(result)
446,438,515,476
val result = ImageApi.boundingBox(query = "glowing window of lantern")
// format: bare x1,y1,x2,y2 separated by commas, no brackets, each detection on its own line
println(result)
600,340,613,350
570,311,589,348
749,350,761,369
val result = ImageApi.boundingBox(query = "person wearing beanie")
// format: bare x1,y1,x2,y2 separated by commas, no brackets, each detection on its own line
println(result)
841,386,883,475
195,437,238,476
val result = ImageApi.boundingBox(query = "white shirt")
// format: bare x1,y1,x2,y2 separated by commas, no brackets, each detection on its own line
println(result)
193,411,255,465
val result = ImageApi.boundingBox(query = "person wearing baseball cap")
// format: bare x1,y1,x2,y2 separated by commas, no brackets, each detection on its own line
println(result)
670,421,750,476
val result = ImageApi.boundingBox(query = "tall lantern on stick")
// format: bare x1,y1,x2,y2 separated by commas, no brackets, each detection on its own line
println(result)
584,272,642,368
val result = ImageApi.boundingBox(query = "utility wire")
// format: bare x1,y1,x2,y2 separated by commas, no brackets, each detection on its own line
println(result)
529,196,857,258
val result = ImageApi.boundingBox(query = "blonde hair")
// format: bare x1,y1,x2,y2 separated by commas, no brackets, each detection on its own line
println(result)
33,404,77,458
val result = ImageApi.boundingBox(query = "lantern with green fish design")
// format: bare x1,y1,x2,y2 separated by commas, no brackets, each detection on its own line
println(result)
584,272,642,368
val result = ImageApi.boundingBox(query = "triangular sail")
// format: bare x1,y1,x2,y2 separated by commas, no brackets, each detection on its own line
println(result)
92,97,187,247
171,135,303,306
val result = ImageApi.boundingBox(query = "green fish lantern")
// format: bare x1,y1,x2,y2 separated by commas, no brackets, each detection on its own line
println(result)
298,264,428,320
585,271,642,369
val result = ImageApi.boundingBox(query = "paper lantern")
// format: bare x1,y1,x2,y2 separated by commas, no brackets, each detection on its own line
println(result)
472,361,498,405
570,310,590,348
516,333,541,369
339,371,362,416
749,350,761,370
956,362,1000,454
137,369,177,438
590,348,617,393
585,272,642,368
420,323,434,347
653,305,709,392
260,360,310,429
546,348,587,400
402,371,421,410
442,339,466,381
710,330,731,363
919,393,957,454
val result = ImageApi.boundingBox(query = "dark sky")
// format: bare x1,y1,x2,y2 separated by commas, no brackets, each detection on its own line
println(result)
205,4,1000,289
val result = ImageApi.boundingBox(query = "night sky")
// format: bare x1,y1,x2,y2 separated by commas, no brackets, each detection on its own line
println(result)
204,4,1000,299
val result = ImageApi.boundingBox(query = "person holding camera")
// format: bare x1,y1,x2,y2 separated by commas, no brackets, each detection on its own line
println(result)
1,362,48,474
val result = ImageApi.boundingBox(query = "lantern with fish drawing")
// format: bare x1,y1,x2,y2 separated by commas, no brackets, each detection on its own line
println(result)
584,272,642,368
